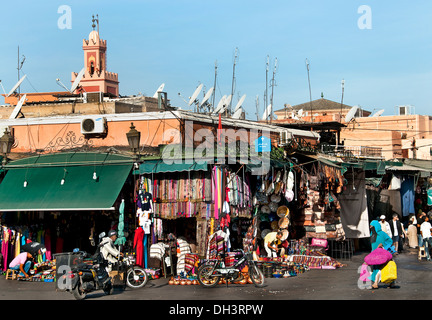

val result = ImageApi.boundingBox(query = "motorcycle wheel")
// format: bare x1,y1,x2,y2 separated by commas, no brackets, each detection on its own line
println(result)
248,263,265,287
72,281,87,300
197,264,220,288
103,281,114,295
126,267,148,289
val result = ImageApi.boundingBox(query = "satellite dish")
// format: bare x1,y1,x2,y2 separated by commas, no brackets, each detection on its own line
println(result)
213,95,227,114
232,107,243,119
200,87,214,107
224,95,232,108
371,109,385,117
345,105,359,122
188,84,203,106
7,75,27,97
153,83,165,98
70,68,85,93
234,94,246,111
9,94,26,119
262,104,272,120
298,109,304,117
219,104,227,114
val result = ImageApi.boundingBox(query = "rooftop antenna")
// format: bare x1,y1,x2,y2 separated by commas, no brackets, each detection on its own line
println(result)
153,83,165,98
17,46,25,96
265,55,269,114
340,79,345,118
255,95,260,121
269,57,277,124
212,60,217,112
228,47,239,115
305,58,313,122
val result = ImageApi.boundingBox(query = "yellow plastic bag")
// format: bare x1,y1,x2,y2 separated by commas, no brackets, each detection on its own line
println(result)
381,260,397,284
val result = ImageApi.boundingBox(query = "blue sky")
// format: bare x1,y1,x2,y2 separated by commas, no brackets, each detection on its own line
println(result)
1,1,431,119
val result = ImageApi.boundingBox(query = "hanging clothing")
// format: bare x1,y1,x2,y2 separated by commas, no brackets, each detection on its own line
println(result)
133,227,144,268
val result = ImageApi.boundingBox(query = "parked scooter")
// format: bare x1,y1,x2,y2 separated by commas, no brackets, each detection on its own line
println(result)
59,232,147,300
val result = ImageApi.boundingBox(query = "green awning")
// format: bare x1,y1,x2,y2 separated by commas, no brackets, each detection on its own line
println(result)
0,152,133,211
137,160,208,174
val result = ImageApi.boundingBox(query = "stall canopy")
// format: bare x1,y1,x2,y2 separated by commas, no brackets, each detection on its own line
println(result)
0,152,133,211
136,159,208,174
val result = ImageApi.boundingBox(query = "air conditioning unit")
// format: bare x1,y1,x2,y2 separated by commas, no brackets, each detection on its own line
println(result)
81,117,107,134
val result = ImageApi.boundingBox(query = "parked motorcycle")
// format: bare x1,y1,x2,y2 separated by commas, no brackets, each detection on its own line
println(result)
197,249,265,288
61,251,148,300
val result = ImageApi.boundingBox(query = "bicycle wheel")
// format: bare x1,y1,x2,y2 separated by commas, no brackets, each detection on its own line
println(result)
126,267,148,289
197,264,220,288
248,263,265,287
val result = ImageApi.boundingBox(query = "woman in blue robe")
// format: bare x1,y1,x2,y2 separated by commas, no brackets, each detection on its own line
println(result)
369,220,396,289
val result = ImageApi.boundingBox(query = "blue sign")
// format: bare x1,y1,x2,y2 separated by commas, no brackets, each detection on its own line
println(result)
255,136,271,153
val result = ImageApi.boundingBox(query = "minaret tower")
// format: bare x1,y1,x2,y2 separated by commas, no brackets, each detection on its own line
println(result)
71,15,119,97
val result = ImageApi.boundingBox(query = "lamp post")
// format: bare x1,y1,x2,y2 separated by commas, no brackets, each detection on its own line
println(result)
0,129,14,165
126,122,141,156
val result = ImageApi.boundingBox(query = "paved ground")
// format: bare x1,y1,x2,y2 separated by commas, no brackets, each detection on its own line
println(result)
1,247,431,302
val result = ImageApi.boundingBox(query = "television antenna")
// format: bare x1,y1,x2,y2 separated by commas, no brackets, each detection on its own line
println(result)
305,58,313,122
255,95,260,121
153,83,165,98
345,105,359,123
229,47,239,114
9,94,26,119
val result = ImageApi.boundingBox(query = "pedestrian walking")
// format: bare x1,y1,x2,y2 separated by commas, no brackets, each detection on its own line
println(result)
407,218,418,249
389,213,404,254
420,216,432,261
417,211,426,247
379,215,392,239
368,220,396,289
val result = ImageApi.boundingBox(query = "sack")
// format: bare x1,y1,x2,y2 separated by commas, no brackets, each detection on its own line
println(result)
364,247,392,266
311,238,328,248
381,260,397,284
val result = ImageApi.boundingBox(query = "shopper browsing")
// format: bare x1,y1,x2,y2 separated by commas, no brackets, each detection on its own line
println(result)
9,252,34,278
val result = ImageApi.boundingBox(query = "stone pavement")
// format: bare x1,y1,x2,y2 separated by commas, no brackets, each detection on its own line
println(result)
0,247,431,301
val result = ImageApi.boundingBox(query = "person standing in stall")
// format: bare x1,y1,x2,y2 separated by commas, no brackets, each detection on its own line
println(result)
264,231,284,258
